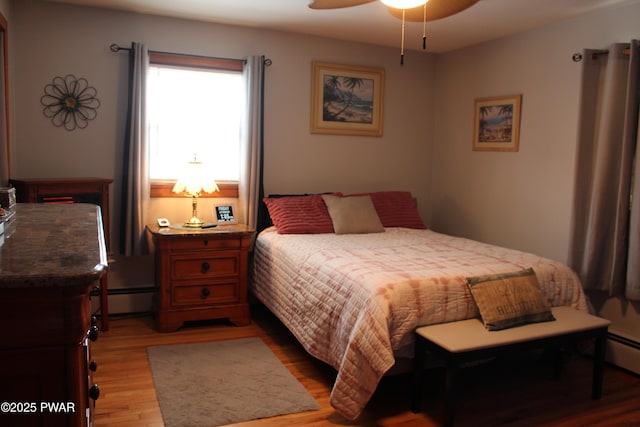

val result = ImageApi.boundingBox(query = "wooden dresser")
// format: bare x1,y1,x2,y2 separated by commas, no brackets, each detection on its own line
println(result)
146,224,254,332
10,178,113,332
0,204,107,427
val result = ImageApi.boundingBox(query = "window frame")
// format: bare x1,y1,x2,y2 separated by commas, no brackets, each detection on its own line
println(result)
148,52,243,198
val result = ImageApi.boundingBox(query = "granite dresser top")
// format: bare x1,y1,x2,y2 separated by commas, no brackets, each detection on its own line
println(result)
0,203,108,288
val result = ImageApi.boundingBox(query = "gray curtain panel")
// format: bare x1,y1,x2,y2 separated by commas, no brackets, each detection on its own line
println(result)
569,40,639,300
119,42,150,256
239,56,266,231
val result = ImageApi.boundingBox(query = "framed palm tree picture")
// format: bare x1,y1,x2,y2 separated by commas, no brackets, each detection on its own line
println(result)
473,94,522,151
311,61,384,137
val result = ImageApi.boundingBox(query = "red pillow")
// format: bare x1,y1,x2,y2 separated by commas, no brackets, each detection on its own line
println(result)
346,191,426,229
263,195,335,234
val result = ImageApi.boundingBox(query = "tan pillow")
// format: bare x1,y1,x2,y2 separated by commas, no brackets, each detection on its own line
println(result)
322,195,384,234
467,268,555,331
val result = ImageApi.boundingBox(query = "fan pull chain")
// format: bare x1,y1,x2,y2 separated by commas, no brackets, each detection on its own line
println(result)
400,9,406,65
422,2,427,50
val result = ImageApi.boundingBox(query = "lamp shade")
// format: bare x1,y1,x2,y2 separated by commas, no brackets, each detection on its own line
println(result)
172,156,219,196
379,0,427,9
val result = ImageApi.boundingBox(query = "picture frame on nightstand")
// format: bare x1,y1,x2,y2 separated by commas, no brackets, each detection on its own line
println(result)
213,201,238,225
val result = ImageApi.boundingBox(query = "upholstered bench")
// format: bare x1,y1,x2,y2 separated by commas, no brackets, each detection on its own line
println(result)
411,306,611,427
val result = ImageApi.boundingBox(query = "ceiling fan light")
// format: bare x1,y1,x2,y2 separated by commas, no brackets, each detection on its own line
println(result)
379,0,427,9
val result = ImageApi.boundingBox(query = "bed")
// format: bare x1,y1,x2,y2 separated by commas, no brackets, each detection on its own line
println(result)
250,192,589,420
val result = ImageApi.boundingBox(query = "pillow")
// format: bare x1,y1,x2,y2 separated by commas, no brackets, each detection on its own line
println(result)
263,195,334,234
322,194,384,234
345,191,426,229
466,268,555,331
259,192,338,231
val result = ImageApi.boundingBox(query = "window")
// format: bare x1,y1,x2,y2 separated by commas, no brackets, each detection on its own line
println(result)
147,53,244,197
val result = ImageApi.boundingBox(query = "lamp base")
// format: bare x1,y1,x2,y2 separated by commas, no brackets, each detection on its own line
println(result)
183,217,205,228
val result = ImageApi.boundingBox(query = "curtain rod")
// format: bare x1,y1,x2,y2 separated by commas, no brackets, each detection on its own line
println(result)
572,44,633,62
109,43,272,66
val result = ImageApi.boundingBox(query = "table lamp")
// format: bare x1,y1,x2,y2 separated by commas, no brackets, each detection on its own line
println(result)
172,155,219,227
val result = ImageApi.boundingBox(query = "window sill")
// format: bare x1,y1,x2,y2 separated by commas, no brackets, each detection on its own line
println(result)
150,181,238,198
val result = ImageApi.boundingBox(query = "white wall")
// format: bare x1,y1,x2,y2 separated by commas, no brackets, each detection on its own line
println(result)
11,0,435,241
432,1,640,363
432,1,640,263
8,2,640,351
10,0,435,311
431,2,640,263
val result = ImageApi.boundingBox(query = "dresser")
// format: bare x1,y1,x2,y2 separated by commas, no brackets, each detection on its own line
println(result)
0,204,107,427
10,178,113,331
147,224,254,332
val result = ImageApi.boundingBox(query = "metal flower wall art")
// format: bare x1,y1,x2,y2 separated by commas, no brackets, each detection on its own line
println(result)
41,74,101,131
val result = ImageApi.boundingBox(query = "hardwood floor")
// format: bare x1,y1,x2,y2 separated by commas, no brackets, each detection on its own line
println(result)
93,305,640,426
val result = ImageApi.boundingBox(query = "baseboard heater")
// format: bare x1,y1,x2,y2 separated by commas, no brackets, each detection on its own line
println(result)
608,332,640,350
91,286,155,319
91,286,155,296
606,331,640,375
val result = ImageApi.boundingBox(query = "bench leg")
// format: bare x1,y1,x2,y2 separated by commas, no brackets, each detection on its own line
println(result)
444,358,458,427
592,328,608,399
411,336,427,413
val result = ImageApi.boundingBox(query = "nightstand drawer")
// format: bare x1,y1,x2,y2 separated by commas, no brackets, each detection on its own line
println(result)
172,282,239,306
170,237,241,251
171,251,240,280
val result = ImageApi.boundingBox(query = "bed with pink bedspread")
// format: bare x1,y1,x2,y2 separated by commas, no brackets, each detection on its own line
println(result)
250,192,589,420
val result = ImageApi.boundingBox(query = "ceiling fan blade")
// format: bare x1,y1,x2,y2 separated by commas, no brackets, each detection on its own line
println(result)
309,0,376,9
387,0,480,22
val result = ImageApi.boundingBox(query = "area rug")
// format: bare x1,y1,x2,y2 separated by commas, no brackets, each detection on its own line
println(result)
147,337,320,426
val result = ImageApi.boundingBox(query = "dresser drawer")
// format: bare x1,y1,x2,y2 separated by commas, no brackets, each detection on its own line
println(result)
170,237,241,251
172,282,239,306
171,251,240,280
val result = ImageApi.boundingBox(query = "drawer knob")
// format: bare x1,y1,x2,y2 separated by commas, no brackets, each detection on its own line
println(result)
89,360,98,372
89,325,99,342
89,384,100,400
201,287,211,299
201,262,211,273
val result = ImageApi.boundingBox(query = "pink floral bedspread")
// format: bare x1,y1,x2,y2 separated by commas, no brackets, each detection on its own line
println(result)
250,227,589,420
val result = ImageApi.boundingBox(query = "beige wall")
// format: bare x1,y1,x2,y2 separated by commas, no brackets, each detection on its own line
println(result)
7,0,640,344
432,2,640,263
9,0,435,312
10,0,435,243
432,2,640,343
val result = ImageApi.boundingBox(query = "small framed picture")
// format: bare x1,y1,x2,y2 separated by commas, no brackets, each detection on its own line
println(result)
213,202,238,225
473,94,522,152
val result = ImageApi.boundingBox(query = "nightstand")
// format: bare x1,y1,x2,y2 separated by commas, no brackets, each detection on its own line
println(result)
146,224,255,332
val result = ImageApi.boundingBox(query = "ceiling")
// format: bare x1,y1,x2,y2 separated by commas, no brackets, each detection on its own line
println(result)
45,0,636,53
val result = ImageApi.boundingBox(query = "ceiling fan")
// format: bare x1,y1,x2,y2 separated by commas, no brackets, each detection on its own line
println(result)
308,0,480,23
308,0,480,63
